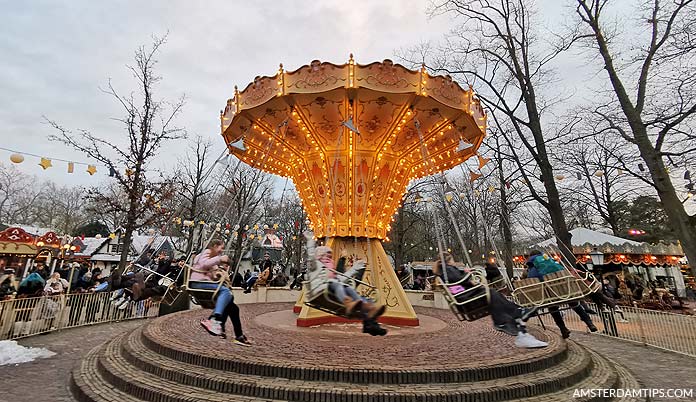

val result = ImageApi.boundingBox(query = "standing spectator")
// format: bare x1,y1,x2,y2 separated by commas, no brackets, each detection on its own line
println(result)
33,263,49,280
136,250,154,267
0,270,17,300
46,273,70,293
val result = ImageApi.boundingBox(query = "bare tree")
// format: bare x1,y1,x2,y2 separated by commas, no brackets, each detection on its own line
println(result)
175,136,216,255
47,35,185,272
0,162,42,225
401,0,580,262
575,0,696,274
557,131,643,235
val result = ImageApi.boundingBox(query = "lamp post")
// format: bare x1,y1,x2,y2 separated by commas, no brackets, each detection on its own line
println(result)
587,249,604,272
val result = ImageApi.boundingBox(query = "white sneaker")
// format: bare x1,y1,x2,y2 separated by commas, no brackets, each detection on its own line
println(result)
117,297,131,310
515,332,548,348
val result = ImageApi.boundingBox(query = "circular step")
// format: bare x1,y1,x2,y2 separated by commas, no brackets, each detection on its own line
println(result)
71,303,644,402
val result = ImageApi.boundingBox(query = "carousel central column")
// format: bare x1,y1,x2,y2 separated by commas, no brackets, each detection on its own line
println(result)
219,57,487,327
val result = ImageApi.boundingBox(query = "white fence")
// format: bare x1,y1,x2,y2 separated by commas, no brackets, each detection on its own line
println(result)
0,292,160,341
535,302,696,357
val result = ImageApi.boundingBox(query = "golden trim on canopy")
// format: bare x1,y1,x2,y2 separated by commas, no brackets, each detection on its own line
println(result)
220,57,487,239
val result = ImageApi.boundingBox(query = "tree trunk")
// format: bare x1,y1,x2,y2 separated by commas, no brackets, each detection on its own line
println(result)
633,128,696,276
498,173,514,278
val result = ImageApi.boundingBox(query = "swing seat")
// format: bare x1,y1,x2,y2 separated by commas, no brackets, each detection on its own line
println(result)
183,265,224,309
437,277,490,322
160,283,183,306
303,269,378,319
304,281,351,317
573,269,602,293
512,270,591,308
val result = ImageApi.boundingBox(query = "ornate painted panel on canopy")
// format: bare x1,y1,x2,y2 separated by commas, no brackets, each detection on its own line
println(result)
220,57,487,240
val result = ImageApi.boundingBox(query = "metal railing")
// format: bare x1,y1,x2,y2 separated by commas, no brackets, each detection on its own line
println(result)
537,302,696,357
0,292,160,341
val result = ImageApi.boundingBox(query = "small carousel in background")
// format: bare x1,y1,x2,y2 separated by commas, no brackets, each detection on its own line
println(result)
0,226,66,279
513,227,688,311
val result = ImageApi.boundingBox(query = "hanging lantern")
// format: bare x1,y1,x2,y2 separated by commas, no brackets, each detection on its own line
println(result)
263,224,269,230
9,153,24,163
594,170,605,177
244,225,249,230
224,229,230,235
459,192,466,199
147,228,155,235
554,174,565,181
183,220,194,227
95,234,102,239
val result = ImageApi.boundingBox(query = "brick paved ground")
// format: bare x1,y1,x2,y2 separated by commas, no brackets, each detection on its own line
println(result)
570,331,696,402
0,320,146,402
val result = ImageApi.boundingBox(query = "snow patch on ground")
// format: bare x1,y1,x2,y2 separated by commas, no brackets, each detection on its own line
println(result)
0,340,56,366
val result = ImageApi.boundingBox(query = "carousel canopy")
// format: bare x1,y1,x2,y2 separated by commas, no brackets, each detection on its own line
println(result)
220,57,487,239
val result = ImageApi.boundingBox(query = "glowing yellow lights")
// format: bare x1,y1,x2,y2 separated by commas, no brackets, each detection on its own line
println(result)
221,58,486,240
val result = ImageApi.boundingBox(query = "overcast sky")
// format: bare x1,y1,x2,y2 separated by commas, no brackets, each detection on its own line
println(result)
0,0,465,186
0,0,623,189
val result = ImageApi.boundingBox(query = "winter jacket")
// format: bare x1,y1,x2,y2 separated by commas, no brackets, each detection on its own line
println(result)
526,255,564,279
190,249,222,281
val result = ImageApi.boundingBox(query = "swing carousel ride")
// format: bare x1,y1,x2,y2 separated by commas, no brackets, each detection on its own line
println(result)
220,56,488,326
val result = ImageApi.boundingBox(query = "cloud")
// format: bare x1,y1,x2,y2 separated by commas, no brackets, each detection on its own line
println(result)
0,0,448,186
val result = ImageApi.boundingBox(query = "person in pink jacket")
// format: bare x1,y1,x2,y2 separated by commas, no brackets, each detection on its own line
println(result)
193,239,250,346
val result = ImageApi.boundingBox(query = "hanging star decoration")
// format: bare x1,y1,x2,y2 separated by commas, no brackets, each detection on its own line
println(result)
38,157,53,170
477,154,490,170
86,165,97,175
470,171,482,183
273,223,279,229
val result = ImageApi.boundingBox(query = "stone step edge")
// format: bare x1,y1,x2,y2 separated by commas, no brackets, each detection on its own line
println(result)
126,327,594,397
70,342,146,402
106,329,595,402
611,357,647,402
95,334,287,402
141,322,568,384
514,348,621,402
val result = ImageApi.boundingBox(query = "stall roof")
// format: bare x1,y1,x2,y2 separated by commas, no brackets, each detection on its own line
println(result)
537,228,642,248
